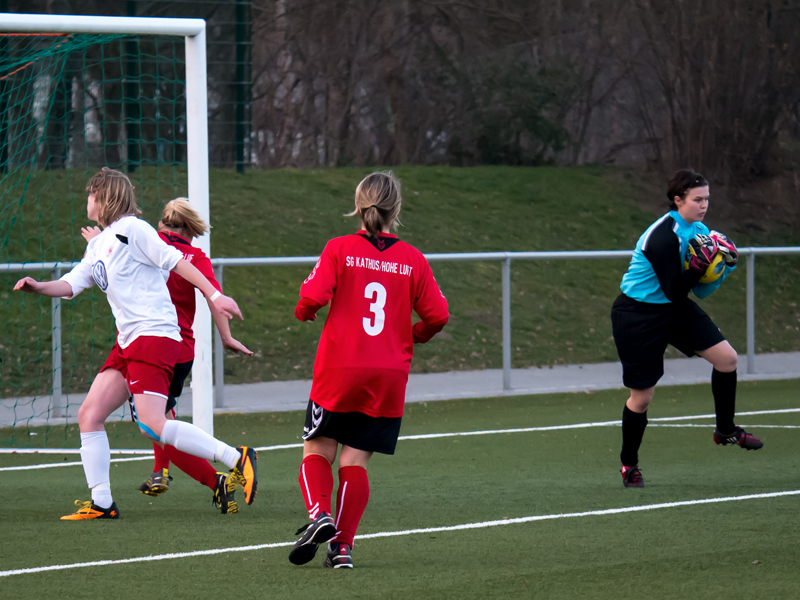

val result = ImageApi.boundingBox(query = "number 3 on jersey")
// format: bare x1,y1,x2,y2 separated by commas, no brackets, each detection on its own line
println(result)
363,282,387,336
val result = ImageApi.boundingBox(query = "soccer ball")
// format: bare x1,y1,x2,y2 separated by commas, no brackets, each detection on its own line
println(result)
685,251,726,284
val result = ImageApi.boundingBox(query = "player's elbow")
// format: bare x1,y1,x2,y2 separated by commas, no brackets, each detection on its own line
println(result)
422,314,448,331
294,298,321,322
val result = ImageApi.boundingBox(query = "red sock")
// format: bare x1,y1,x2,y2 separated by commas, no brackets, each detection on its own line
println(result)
298,454,333,519
164,445,218,490
153,442,170,471
332,466,370,547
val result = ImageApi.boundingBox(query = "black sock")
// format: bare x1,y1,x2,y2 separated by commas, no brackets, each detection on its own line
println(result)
712,368,737,434
620,405,648,467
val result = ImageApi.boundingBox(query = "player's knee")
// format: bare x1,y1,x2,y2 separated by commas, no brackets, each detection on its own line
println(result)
136,417,165,441
77,401,103,431
628,390,653,412
718,349,738,372
339,446,372,469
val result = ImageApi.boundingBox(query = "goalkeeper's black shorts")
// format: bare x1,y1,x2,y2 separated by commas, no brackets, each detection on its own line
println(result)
611,293,726,389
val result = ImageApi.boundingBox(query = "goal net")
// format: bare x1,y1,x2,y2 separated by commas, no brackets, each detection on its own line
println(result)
0,15,212,451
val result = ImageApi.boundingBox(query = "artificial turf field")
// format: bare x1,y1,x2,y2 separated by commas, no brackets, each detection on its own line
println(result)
1,378,799,599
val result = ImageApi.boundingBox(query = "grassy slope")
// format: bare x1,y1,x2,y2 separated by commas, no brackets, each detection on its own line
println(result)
2,166,799,398
1,379,799,599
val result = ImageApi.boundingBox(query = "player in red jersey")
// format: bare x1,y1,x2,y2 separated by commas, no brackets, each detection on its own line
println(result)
82,198,254,514
288,171,449,569
14,169,258,520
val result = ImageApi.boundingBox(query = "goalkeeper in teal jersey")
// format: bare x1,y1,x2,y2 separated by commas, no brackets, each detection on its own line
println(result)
611,169,763,488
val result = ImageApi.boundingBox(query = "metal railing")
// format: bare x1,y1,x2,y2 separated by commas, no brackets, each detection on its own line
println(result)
4,246,800,410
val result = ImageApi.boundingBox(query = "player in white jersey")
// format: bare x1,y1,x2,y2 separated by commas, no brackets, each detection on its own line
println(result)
13,168,258,519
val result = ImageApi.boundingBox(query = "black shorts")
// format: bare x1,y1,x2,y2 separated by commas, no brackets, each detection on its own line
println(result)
129,360,193,422
611,294,725,390
302,400,403,455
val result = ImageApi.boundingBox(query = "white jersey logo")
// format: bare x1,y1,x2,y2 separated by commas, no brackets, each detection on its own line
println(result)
304,259,321,284
92,260,109,291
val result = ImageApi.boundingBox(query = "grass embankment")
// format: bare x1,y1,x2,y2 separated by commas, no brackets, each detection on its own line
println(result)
2,166,799,401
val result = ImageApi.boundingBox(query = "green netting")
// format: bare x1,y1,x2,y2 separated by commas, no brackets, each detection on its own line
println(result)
0,32,191,448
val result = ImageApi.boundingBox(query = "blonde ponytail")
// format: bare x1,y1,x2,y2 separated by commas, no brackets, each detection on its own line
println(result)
160,198,209,239
344,171,402,238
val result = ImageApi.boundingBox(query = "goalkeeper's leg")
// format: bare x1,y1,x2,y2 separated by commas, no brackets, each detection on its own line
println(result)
700,341,738,433
697,341,763,450
620,387,653,488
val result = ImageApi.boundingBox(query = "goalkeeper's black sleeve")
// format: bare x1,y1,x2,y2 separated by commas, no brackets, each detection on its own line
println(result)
643,221,704,302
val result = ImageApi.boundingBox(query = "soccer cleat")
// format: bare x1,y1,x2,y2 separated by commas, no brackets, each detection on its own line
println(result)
324,542,354,569
138,468,173,496
212,472,239,515
288,512,337,566
229,446,258,505
621,464,644,488
713,427,763,450
60,500,120,520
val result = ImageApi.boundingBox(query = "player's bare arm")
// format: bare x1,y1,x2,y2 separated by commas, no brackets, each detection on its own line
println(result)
13,277,73,297
207,297,253,355
172,258,243,320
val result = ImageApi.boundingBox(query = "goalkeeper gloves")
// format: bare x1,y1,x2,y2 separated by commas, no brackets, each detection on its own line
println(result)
709,230,738,266
686,234,719,273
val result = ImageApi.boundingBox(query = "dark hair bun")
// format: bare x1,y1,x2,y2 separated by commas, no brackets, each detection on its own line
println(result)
667,169,708,208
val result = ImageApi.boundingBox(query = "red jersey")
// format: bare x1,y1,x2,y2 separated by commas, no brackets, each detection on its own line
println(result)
298,232,449,418
159,231,222,363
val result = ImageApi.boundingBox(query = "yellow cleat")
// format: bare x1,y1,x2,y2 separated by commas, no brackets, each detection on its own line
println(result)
212,472,239,515
138,468,172,496
60,499,120,520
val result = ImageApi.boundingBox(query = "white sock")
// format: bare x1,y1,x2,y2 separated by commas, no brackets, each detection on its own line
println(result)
160,420,240,469
92,483,113,509
80,431,113,508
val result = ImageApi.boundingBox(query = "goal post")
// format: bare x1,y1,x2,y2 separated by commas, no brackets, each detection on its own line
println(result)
0,14,215,439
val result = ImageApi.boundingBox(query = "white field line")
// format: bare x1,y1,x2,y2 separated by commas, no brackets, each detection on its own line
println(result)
648,407,800,422
649,424,800,429
2,407,799,471
2,488,799,579
0,448,155,455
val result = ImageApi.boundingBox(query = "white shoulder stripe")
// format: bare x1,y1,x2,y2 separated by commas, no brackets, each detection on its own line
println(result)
641,214,672,252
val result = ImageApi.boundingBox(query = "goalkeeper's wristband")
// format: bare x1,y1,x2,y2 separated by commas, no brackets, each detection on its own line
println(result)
209,290,221,302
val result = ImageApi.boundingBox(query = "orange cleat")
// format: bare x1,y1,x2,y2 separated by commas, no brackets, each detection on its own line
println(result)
230,446,258,505
60,500,120,520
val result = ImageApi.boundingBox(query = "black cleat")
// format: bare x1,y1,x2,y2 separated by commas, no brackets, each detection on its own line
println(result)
212,472,239,515
621,464,644,488
713,427,763,450
324,542,353,569
138,468,172,496
230,446,258,505
288,512,336,565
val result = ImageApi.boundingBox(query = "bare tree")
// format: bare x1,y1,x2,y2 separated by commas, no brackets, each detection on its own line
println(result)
620,0,800,181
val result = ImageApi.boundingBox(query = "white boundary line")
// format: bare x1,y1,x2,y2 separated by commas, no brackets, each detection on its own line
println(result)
648,407,800,422
0,456,155,472
2,407,799,472
649,424,800,429
2,488,799,579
